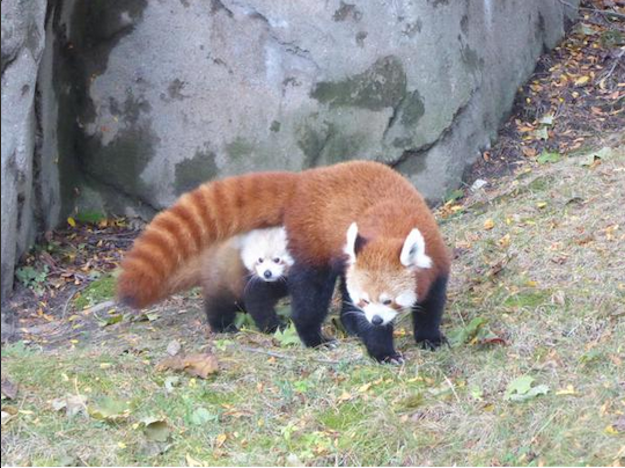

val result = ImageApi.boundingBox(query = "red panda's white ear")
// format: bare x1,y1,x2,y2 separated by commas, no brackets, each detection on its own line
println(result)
400,228,432,269
344,222,359,264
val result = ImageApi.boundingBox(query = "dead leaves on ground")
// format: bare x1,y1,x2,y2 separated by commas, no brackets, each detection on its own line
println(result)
156,352,219,379
470,2,624,182
1,378,18,400
504,375,550,402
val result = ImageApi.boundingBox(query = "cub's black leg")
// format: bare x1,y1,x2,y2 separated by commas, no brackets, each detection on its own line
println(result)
243,279,289,333
289,262,337,348
413,275,448,350
204,293,239,333
339,277,401,363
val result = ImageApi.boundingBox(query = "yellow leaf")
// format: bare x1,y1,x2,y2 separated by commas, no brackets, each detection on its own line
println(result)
337,391,353,402
186,453,203,467
555,385,577,396
574,75,590,86
604,425,619,435
536,201,547,209
484,219,495,230
498,234,511,248
215,433,227,447
117,442,126,449
67,217,76,227
358,383,372,393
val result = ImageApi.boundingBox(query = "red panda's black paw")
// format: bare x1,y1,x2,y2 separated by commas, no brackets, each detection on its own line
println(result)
415,333,448,351
381,352,405,365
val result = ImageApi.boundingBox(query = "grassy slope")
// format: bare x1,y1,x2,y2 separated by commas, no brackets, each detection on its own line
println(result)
2,145,624,466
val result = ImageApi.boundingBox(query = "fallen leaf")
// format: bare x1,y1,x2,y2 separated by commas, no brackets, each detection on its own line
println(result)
337,391,353,402
189,407,217,426
614,415,625,433
142,418,171,442
50,395,88,418
504,375,550,402
574,75,590,86
484,219,495,230
89,396,131,422
538,113,554,126
604,424,619,435
537,151,561,164
166,340,182,356
358,383,372,393
498,233,511,248
555,385,577,396
533,126,549,141
67,217,76,227
521,146,538,158
273,323,301,347
1,406,18,426
98,313,123,327
1,378,18,400
186,453,203,467
156,352,219,379
215,433,227,448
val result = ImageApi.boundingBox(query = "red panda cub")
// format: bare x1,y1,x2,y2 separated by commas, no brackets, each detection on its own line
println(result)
118,161,450,363
201,227,292,333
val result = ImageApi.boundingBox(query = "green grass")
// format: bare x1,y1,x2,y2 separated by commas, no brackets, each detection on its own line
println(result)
73,275,116,310
2,145,624,466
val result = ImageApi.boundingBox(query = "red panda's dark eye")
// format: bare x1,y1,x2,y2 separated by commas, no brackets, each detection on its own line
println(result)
258,258,264,263
273,257,280,263
382,299,392,306
362,299,370,305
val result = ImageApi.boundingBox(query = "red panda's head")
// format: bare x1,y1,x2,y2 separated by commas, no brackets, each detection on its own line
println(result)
343,223,432,326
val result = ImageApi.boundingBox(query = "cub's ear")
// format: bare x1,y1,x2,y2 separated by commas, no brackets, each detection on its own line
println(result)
400,228,432,269
344,222,368,264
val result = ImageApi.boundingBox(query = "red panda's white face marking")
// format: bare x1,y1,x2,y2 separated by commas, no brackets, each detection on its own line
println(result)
344,223,427,326
239,227,294,282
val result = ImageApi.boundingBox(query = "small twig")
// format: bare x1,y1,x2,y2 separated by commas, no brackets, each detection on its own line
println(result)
61,283,91,318
582,6,625,20
73,376,89,414
529,410,560,447
443,374,462,403
601,48,625,81
237,345,350,365
84,300,116,316
557,0,625,20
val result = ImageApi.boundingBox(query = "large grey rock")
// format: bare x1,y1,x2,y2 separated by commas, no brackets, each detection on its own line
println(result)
1,0,48,302
52,0,577,214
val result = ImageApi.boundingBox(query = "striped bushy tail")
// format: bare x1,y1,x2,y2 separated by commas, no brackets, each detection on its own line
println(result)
117,171,299,309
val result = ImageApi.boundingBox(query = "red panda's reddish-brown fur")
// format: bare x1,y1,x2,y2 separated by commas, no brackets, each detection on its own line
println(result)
117,161,449,311
117,172,298,308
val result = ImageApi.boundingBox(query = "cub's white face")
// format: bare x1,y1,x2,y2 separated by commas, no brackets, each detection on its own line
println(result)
343,223,431,326
239,227,294,282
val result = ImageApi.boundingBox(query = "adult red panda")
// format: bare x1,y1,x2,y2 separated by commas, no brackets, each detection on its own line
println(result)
117,161,451,362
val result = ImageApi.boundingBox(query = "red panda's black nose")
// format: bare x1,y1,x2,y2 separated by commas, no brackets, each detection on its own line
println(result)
263,270,272,279
371,315,383,326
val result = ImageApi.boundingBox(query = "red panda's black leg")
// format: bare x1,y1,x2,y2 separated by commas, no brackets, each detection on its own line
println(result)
243,280,289,333
412,275,448,350
204,294,240,333
338,277,360,336
339,276,403,363
289,262,337,348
